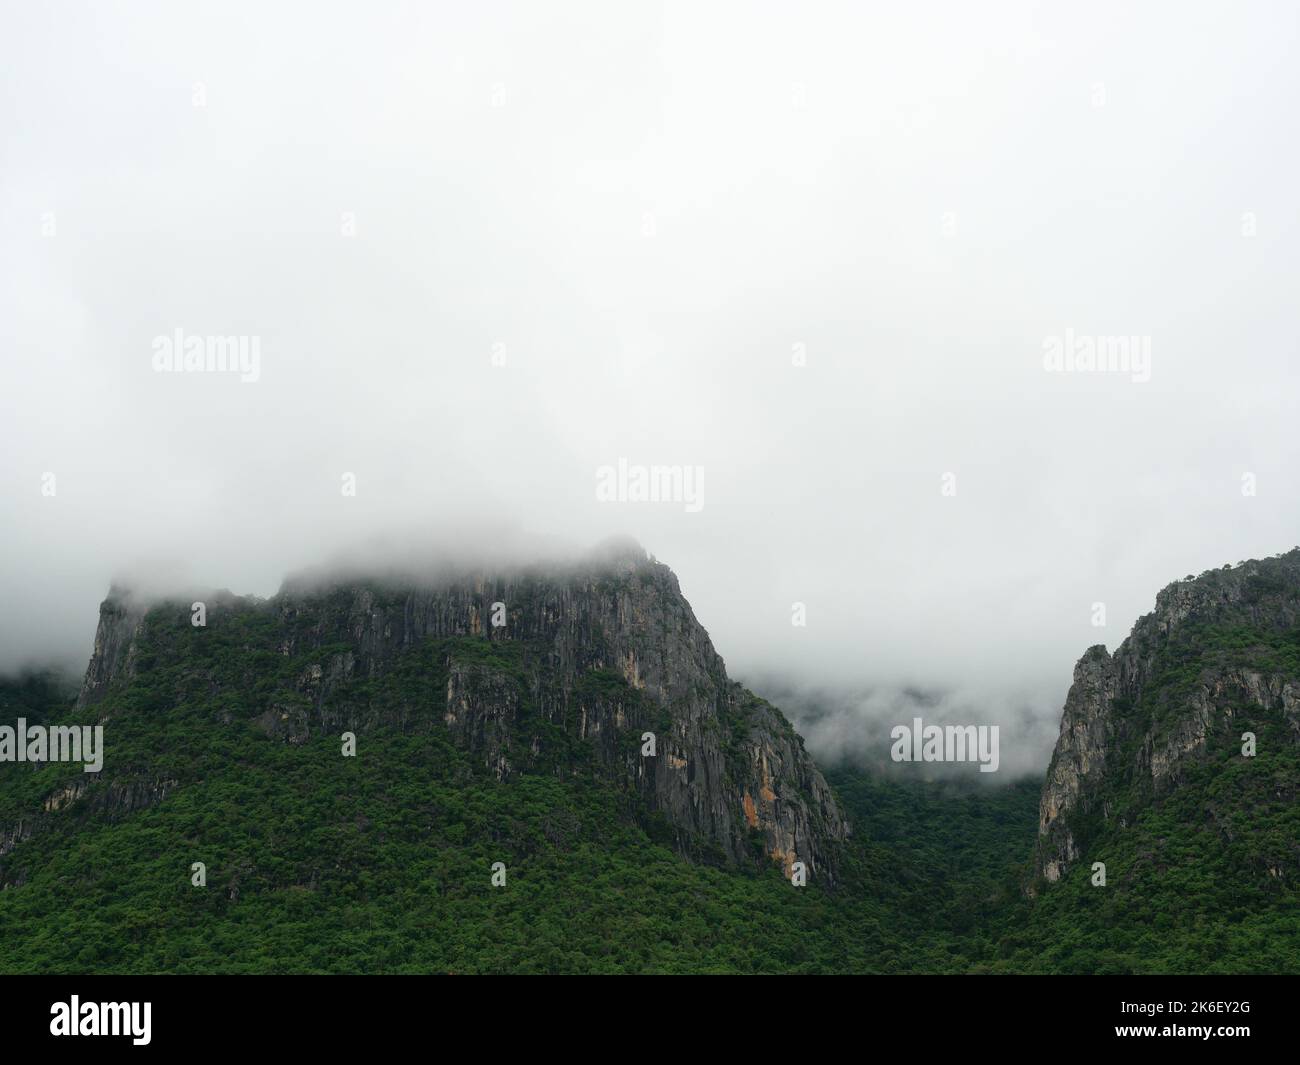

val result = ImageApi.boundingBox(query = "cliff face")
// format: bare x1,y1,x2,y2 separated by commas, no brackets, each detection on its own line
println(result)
77,588,148,709
1034,549,1300,888
76,542,849,879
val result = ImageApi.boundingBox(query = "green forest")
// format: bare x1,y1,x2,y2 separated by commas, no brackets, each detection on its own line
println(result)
0,593,1296,975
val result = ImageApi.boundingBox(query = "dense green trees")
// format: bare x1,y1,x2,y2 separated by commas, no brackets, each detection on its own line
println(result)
1,591,1296,974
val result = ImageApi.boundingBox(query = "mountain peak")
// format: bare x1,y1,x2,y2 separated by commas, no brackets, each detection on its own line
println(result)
75,544,849,879
1033,547,1300,890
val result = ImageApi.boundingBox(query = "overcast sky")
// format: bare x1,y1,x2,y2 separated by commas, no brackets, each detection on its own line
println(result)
2,2,1297,775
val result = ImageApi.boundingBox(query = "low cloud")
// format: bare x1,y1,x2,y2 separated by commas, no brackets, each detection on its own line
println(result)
2,3,1298,782
744,675,1060,783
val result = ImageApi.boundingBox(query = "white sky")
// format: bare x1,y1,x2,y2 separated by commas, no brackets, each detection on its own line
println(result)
2,1,1298,773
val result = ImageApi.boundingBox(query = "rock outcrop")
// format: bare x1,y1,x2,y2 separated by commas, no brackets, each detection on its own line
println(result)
76,540,850,878
1033,549,1300,888
77,588,148,709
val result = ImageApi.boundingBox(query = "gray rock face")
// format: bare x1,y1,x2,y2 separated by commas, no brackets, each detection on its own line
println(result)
1,773,178,888
1036,645,1116,884
1033,549,1300,888
76,587,148,709
77,541,850,879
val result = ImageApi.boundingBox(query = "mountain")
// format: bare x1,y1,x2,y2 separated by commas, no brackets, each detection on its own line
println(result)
70,540,847,879
1,544,1297,974
1034,549,1300,889
0,541,963,975
1010,550,1300,973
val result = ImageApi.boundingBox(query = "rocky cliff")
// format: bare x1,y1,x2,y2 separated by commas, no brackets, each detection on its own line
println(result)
1033,549,1300,888
75,540,849,879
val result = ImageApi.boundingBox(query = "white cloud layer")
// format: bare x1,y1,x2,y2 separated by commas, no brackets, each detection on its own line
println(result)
2,2,1298,775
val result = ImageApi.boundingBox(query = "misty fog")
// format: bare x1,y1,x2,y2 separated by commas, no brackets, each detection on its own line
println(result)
2,2,1298,778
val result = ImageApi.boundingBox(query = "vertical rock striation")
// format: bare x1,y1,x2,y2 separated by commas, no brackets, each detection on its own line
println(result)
76,540,850,878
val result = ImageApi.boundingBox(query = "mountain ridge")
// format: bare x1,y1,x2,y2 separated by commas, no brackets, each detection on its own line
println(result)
1034,547,1300,890
71,540,849,880
3,545,1297,973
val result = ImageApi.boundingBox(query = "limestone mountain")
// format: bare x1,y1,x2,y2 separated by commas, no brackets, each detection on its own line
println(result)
1033,548,1300,892
70,539,848,880
4,544,1297,974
